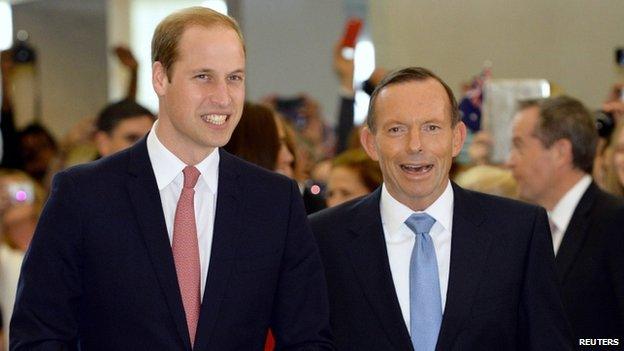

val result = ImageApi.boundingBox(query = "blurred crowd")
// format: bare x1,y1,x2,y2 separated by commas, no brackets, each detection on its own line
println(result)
1,32,624,350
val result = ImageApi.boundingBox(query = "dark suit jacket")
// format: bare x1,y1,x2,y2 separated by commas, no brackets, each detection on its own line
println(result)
310,184,573,351
10,138,333,351
556,182,624,344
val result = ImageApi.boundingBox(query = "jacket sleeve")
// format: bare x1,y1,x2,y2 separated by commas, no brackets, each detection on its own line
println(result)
10,171,83,351
270,180,334,350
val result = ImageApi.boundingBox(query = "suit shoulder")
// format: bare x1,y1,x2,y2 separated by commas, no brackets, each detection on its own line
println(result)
308,195,369,240
593,186,624,211
227,152,294,188
466,187,539,210
59,148,131,183
459,187,544,220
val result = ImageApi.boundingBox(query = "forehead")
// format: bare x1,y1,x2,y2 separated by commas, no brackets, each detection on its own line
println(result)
512,106,540,136
176,25,244,63
374,79,450,121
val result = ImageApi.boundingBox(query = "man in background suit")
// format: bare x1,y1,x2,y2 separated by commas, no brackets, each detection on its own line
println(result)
310,67,573,350
10,7,332,350
508,97,624,346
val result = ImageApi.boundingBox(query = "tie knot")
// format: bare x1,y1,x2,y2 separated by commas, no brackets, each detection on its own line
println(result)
405,213,436,235
182,166,201,189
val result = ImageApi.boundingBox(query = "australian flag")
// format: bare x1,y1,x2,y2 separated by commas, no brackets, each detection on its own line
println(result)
459,66,491,132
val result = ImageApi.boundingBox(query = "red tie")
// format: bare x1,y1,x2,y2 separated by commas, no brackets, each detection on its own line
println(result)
172,166,201,346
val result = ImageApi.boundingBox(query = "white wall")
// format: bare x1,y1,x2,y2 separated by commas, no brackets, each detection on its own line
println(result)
12,0,107,138
239,0,345,123
370,0,624,109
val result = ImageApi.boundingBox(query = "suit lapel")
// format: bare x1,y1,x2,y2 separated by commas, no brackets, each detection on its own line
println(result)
554,183,596,282
436,184,490,351
194,149,242,351
125,138,191,349
345,189,414,351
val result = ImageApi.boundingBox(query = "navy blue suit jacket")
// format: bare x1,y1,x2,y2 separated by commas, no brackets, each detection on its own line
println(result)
10,138,333,350
555,182,624,344
310,184,573,350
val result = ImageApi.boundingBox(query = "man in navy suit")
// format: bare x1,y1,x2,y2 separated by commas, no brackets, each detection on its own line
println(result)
310,67,573,350
508,97,624,346
10,7,332,351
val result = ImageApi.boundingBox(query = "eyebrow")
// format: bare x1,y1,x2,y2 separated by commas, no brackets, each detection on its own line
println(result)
191,68,245,75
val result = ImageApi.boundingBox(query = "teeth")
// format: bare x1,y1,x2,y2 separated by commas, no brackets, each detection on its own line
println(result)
401,164,432,173
201,114,228,125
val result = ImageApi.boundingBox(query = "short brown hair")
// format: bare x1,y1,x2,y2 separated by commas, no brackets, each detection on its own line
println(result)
518,96,598,173
366,67,459,132
151,6,245,80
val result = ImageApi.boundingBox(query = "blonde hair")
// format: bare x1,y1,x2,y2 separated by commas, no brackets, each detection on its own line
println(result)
604,123,624,197
455,165,519,199
151,6,245,80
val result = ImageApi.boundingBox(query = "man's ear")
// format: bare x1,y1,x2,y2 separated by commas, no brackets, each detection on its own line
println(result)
152,61,168,97
452,121,467,157
360,126,379,161
552,138,574,167
94,131,111,157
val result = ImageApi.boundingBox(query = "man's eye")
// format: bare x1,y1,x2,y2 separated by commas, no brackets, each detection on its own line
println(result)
229,74,244,82
425,125,440,132
388,126,402,133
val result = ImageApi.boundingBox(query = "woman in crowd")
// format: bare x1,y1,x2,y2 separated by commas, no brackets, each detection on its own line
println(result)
0,169,45,350
604,123,624,197
325,149,382,207
224,102,295,177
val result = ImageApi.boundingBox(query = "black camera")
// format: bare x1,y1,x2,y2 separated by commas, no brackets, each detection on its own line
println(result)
13,41,36,64
12,30,36,64
594,110,615,139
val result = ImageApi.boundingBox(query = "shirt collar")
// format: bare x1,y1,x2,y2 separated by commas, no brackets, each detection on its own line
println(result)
548,175,592,233
380,180,454,237
146,120,219,192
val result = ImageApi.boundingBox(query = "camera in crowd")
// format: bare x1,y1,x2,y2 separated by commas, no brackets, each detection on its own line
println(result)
594,110,615,139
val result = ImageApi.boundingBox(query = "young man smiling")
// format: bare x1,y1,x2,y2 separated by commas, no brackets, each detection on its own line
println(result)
11,7,332,351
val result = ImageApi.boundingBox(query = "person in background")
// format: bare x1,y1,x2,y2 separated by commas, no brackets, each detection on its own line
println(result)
0,51,21,170
17,124,58,185
94,99,155,158
333,41,355,154
325,149,382,207
454,164,518,199
0,169,45,351
507,96,624,343
224,101,294,176
604,122,624,197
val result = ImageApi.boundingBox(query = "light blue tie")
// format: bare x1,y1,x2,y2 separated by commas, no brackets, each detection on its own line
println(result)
405,213,441,351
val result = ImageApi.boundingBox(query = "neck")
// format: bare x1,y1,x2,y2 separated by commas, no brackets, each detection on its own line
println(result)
154,119,214,165
540,169,587,210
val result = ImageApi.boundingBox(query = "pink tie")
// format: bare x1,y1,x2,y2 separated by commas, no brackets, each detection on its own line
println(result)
173,166,201,346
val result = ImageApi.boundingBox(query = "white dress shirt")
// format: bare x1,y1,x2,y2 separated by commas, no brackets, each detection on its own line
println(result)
380,180,453,332
146,121,219,300
547,175,592,255
0,243,24,350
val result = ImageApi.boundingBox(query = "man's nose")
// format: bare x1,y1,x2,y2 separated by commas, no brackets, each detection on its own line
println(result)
209,80,232,107
407,129,423,153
